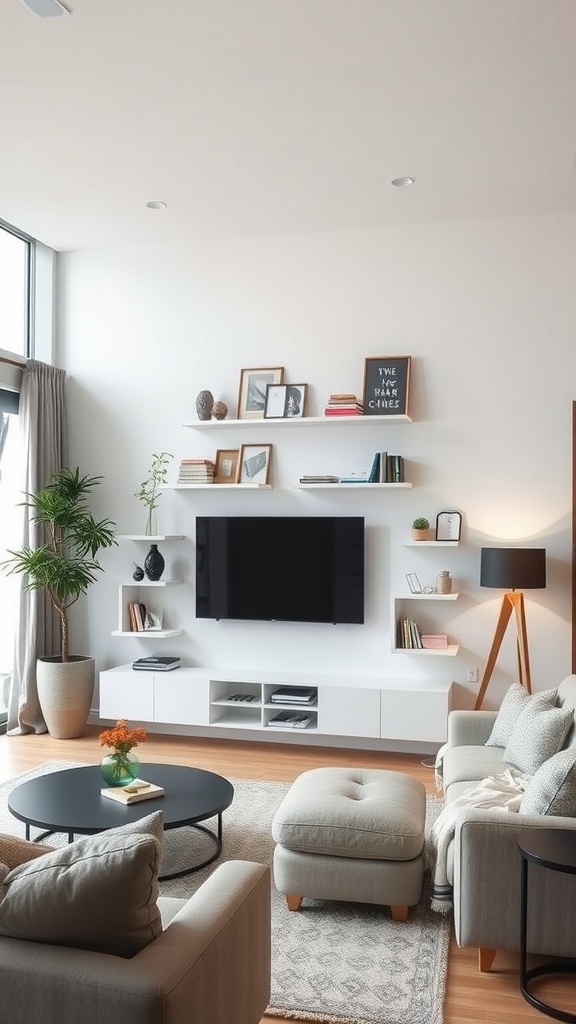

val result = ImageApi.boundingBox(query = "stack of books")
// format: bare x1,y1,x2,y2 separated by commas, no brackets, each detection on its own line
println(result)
268,710,314,729
380,452,405,483
396,618,424,649
128,602,162,631
132,656,181,671
177,458,215,484
323,394,364,416
270,686,317,706
298,475,340,484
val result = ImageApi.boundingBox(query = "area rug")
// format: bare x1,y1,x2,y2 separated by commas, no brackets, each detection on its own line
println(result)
0,761,450,1024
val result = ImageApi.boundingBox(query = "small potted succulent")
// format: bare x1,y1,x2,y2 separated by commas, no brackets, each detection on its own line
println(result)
411,516,435,542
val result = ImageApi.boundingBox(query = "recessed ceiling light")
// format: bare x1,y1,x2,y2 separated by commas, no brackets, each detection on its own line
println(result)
146,200,168,210
19,0,70,16
391,177,415,188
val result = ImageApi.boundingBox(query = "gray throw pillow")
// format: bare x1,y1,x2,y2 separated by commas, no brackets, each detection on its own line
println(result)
504,691,573,775
485,683,552,748
520,747,576,816
0,810,164,957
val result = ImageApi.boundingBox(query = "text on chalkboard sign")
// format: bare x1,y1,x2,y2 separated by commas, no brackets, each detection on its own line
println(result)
362,356,411,416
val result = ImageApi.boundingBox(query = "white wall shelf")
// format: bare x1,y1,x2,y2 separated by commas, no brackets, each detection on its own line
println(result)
117,534,185,541
112,537,186,639
295,482,413,490
111,628,184,639
402,540,459,547
183,414,413,428
162,483,271,490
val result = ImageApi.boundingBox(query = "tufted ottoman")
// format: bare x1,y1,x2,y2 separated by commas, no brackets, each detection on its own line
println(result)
271,767,426,921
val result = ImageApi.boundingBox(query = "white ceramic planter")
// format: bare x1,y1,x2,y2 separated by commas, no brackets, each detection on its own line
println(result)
36,656,95,739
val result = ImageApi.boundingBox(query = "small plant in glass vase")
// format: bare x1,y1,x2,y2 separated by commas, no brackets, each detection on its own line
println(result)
135,451,173,536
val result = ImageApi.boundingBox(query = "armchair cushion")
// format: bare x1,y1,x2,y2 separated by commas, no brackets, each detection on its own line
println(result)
503,691,573,774
0,811,164,957
0,833,55,870
520,747,576,816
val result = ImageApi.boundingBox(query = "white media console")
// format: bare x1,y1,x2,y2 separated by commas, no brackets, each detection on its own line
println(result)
99,665,453,748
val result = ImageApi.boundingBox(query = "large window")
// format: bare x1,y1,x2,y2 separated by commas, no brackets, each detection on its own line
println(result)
0,220,32,727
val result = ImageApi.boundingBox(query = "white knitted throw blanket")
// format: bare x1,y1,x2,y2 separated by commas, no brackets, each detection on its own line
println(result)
429,767,530,913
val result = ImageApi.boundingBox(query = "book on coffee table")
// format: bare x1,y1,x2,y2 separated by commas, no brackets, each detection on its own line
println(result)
101,779,165,804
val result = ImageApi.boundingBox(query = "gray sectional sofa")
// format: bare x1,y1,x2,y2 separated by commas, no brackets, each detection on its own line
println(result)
440,673,576,971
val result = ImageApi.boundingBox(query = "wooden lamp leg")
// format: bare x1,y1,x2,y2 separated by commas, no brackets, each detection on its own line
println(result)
474,594,514,710
510,591,532,695
474,591,532,709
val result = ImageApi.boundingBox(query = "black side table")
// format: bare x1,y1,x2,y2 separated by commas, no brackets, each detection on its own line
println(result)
518,828,576,1023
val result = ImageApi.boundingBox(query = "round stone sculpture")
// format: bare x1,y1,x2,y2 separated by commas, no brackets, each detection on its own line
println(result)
196,390,214,421
212,400,228,420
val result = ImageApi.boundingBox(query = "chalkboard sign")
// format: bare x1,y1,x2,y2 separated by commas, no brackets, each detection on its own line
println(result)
362,356,411,417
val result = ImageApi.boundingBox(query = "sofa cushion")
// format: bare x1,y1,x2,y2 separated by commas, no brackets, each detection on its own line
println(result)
0,810,164,957
504,691,574,775
485,684,556,748
520,748,576,816
0,833,55,870
442,744,507,793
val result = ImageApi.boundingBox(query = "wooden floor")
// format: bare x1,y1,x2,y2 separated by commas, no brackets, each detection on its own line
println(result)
1,727,575,1023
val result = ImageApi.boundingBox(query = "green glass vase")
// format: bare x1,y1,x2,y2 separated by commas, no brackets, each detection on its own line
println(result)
99,751,140,787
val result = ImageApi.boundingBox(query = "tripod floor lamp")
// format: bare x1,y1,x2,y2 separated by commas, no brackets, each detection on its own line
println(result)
474,547,546,710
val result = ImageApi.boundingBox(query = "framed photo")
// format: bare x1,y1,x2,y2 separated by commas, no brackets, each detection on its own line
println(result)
436,510,462,542
239,443,273,485
406,573,422,594
264,383,307,419
362,356,411,417
237,367,284,419
214,448,240,484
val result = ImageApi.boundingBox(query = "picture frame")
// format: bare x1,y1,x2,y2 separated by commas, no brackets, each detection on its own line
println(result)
406,572,422,594
214,448,240,484
239,443,273,485
264,383,307,419
436,510,462,542
362,356,411,417
237,367,284,419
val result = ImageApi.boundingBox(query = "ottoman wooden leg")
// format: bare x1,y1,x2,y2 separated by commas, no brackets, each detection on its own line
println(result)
286,894,302,911
390,905,408,922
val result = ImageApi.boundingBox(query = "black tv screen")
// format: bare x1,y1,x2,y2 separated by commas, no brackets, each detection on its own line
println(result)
196,516,365,624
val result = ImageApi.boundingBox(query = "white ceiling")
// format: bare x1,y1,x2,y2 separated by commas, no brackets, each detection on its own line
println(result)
1,0,576,252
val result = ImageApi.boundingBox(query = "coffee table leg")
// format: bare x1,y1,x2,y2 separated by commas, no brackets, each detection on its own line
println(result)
160,815,224,881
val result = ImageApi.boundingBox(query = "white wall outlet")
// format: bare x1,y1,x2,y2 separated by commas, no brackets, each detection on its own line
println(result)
466,668,478,684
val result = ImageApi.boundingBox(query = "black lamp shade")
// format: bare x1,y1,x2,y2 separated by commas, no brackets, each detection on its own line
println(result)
480,547,546,590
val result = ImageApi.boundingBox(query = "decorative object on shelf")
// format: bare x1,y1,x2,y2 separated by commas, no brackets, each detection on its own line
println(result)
144,543,165,581
436,510,462,542
0,466,117,739
195,389,214,421
237,366,284,419
436,570,452,594
411,517,435,541
212,400,228,420
239,443,273,484
132,562,145,581
99,718,147,787
406,573,422,594
362,355,411,417
214,448,240,483
264,383,307,419
474,546,546,709
135,451,174,535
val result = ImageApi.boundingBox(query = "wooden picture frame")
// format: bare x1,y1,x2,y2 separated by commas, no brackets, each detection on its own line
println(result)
214,448,240,484
237,367,284,419
239,443,273,485
264,383,307,419
362,356,411,417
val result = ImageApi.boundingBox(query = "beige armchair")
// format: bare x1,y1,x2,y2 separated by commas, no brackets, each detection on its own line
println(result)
0,860,271,1024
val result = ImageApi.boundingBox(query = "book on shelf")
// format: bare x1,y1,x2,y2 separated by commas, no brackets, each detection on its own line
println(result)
270,686,317,704
323,407,363,416
368,451,380,482
132,656,181,671
299,475,340,483
268,710,314,729
421,634,449,650
396,618,423,649
339,471,371,483
101,780,165,804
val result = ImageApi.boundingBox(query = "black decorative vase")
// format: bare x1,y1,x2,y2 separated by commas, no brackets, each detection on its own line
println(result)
144,544,165,581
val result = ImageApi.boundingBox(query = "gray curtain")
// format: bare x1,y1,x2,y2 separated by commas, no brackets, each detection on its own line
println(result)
8,360,67,734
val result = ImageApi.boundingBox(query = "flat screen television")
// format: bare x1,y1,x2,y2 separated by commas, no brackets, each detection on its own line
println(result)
196,516,365,624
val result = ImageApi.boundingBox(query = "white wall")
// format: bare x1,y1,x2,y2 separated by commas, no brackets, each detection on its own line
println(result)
56,211,576,716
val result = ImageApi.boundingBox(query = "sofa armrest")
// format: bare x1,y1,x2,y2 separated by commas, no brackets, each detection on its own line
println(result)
447,710,496,748
452,809,576,957
0,860,271,1024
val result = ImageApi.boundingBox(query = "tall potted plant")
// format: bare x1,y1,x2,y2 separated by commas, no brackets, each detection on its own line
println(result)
1,467,117,738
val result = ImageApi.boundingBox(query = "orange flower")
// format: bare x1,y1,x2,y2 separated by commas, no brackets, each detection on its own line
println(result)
99,719,147,755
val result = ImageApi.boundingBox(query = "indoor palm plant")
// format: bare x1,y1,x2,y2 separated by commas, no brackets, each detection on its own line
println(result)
1,467,117,738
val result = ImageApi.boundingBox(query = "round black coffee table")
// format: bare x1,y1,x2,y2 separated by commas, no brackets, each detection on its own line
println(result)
8,763,234,881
